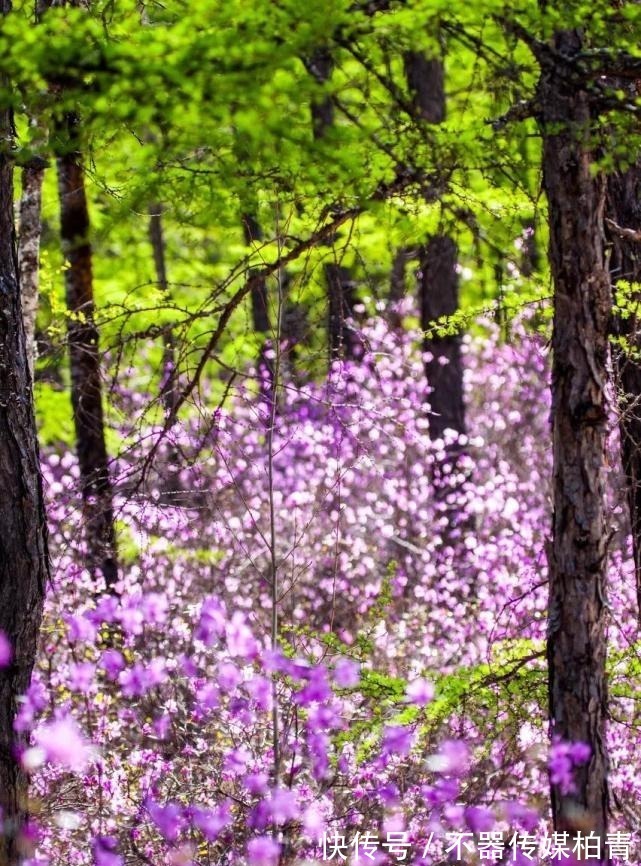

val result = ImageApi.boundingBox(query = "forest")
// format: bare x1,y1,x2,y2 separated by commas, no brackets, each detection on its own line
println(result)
2,0,641,864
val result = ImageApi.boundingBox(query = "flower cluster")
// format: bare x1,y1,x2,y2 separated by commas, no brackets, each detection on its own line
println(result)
14,307,638,864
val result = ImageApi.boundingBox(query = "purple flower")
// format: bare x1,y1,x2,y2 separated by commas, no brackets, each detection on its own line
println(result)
65,614,97,644
68,662,95,693
100,649,124,680
226,612,258,659
247,836,280,866
465,805,494,833
92,836,123,866
549,739,591,795
405,678,434,707
223,745,251,775
427,739,469,775
245,675,272,711
382,725,413,758
218,661,241,692
192,801,232,841
295,667,331,705
308,731,330,780
147,799,185,842
244,773,269,795
118,659,166,698
23,717,96,772
333,658,360,688
196,596,226,645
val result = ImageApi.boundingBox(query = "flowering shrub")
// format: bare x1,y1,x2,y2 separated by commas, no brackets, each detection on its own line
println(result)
15,308,639,864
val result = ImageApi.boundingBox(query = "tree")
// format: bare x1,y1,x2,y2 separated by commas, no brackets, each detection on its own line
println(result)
148,203,178,415
539,27,610,844
606,167,641,624
307,48,361,361
404,51,466,440
18,158,45,380
55,110,118,590
0,2,48,858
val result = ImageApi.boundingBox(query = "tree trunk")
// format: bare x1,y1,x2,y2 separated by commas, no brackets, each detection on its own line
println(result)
405,52,466,439
0,14,48,859
18,162,45,380
56,112,118,591
242,212,274,399
605,167,641,624
325,263,359,361
540,29,610,848
242,213,270,335
419,235,465,439
148,203,178,415
307,49,361,361
404,51,445,124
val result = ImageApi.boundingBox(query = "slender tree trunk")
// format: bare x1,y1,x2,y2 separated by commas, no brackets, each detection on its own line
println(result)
419,235,465,438
606,167,641,624
325,263,359,361
242,213,270,335
0,13,48,859
18,161,45,380
242,212,274,400
540,29,610,848
307,49,361,361
405,52,466,439
387,245,415,328
148,203,178,415
56,112,118,590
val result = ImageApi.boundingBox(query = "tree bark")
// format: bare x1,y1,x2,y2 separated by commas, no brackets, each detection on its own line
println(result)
540,29,610,849
0,10,48,859
404,52,466,439
242,213,270,335
325,263,359,361
605,166,641,625
148,203,178,415
56,112,118,591
404,51,445,124
307,49,361,361
18,162,45,380
419,235,465,439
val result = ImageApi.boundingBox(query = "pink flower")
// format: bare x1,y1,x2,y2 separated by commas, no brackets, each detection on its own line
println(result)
405,678,434,707
333,658,360,688
68,662,96,693
24,717,96,772
192,801,232,841
382,725,413,758
92,836,123,866
427,740,469,776
226,612,258,659
247,837,280,866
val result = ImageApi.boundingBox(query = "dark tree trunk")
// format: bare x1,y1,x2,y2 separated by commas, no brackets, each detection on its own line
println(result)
0,21,48,861
18,162,45,380
519,217,540,278
388,245,416,328
405,52,466,439
306,48,334,137
242,214,270,335
307,49,361,361
539,30,610,849
404,51,445,124
419,235,465,439
148,203,178,415
56,113,118,591
325,263,359,361
605,167,641,624
241,212,274,400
